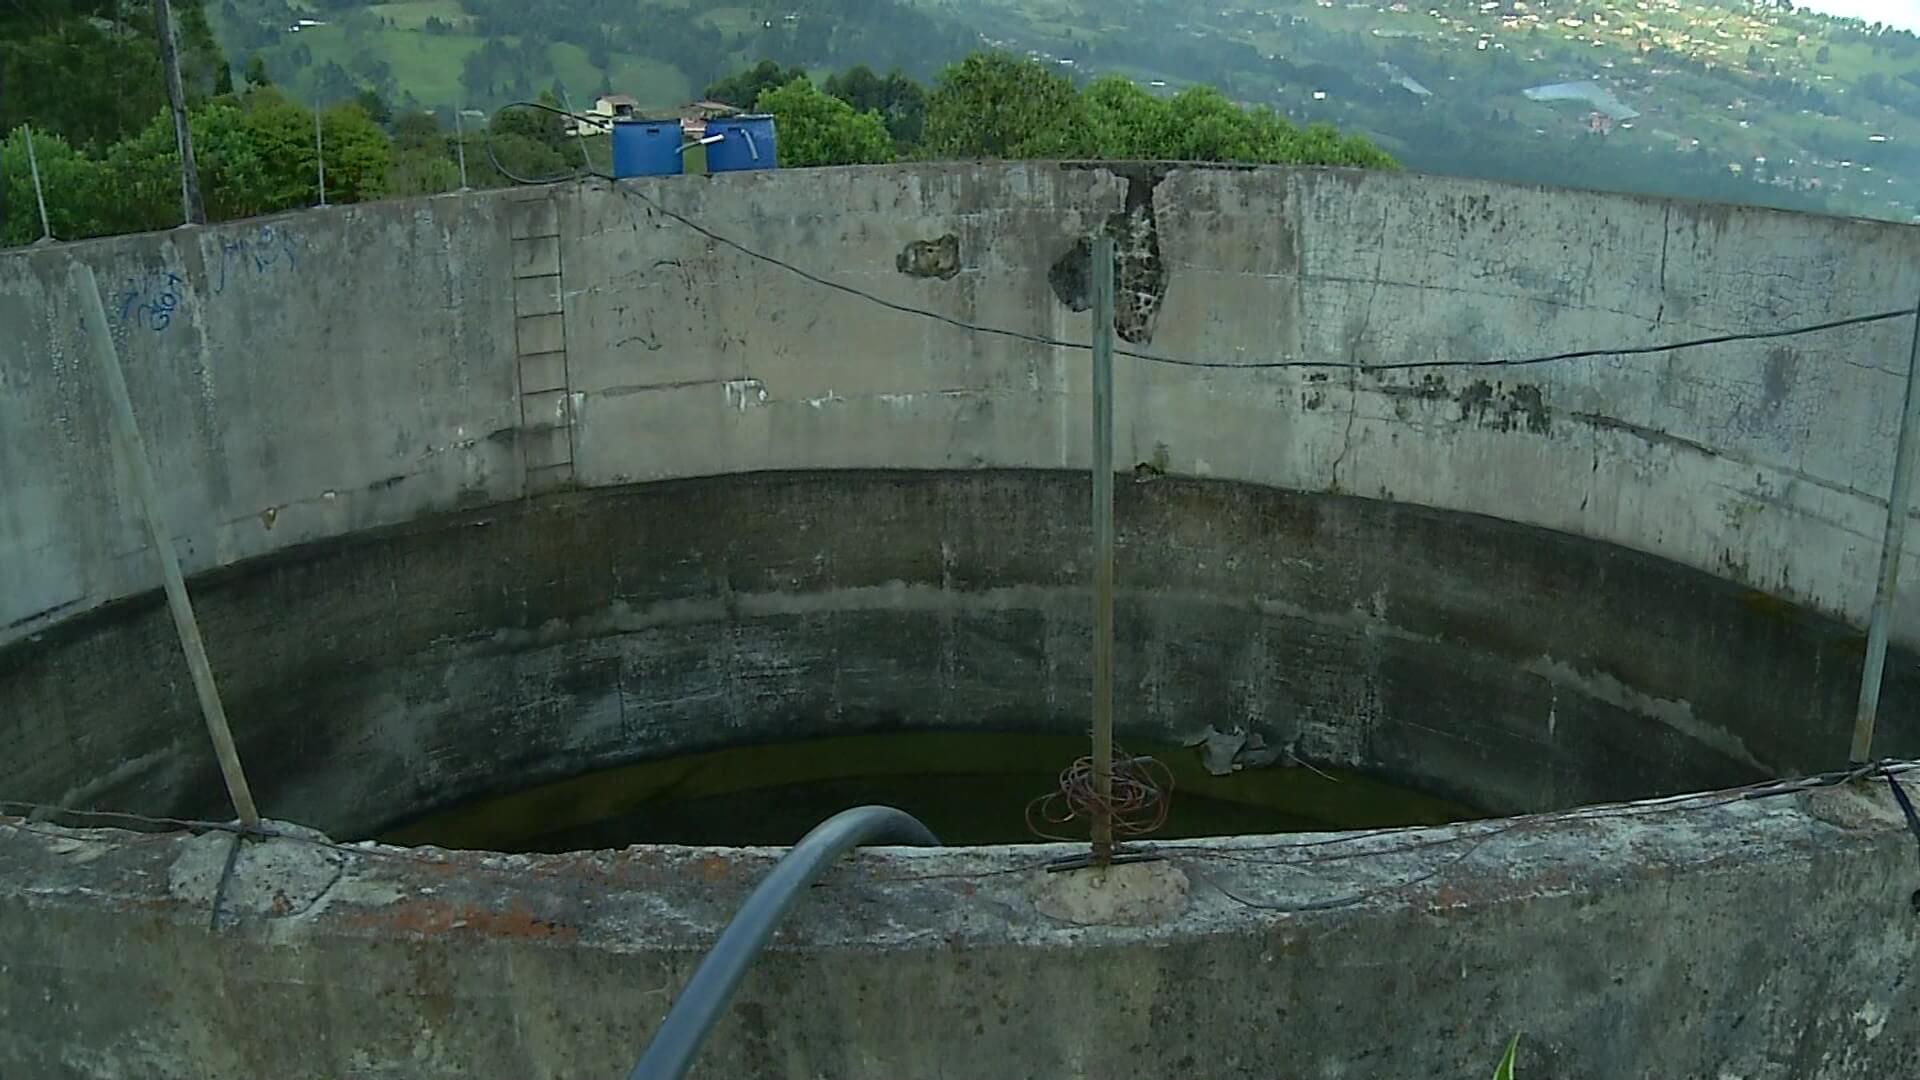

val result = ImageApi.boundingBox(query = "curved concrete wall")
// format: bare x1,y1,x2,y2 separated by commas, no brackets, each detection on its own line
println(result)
6,166,1920,1079
3,164,1919,653
16,470,1917,835
4,778,1918,1079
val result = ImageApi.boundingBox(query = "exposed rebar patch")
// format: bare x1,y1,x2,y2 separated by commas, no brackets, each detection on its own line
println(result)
897,234,961,279
1049,170,1168,344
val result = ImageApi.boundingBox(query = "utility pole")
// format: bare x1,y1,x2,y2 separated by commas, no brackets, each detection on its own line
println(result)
153,0,205,225
1089,233,1117,864
1852,303,1920,764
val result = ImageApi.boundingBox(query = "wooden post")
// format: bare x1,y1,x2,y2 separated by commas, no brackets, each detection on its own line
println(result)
24,125,53,242
454,105,471,191
1090,233,1117,863
314,104,328,207
73,263,259,826
1853,303,1920,763
153,0,205,225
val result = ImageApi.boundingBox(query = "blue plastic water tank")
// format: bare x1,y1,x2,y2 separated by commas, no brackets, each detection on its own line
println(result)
611,119,685,178
705,115,778,173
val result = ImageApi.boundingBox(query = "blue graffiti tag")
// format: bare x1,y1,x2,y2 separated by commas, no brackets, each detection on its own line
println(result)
213,224,301,296
115,269,187,333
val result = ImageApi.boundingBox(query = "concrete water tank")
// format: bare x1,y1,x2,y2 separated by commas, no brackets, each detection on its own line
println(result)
3,162,1920,1078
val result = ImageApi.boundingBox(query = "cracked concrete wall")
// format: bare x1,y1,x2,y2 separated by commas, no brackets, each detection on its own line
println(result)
4,164,1919,655
557,163,1920,646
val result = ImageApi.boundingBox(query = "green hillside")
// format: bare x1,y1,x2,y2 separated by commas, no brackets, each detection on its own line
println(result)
204,0,1920,221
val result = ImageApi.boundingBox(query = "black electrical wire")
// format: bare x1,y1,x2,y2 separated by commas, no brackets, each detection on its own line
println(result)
483,100,613,187
595,176,1919,375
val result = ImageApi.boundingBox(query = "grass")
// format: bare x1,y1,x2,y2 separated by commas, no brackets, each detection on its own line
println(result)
363,0,469,30
700,6,765,35
293,26,481,107
213,1,694,114
606,55,695,110
545,43,693,111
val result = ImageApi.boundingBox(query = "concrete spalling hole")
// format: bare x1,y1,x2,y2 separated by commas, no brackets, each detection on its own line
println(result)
1910,888,1920,916
375,732,1481,853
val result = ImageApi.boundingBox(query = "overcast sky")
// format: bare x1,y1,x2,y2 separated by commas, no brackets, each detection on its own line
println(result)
1792,0,1920,32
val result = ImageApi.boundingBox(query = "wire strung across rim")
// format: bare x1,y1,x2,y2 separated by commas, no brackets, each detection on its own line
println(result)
1026,745,1174,842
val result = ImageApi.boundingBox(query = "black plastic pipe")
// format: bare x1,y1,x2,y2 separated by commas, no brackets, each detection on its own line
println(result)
627,805,941,1080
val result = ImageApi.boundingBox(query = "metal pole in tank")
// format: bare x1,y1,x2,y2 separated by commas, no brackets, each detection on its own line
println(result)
1853,304,1920,764
1090,232,1117,862
71,263,261,827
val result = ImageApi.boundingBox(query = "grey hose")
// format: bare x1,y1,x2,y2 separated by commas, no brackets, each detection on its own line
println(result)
627,805,941,1080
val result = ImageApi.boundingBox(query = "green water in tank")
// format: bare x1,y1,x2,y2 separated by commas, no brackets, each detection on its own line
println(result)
378,732,1481,852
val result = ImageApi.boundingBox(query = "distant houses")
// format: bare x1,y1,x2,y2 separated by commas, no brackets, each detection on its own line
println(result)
563,94,642,136
562,95,742,140
1521,80,1641,120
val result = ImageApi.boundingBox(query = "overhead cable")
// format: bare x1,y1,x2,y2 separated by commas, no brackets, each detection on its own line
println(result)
601,179,1918,375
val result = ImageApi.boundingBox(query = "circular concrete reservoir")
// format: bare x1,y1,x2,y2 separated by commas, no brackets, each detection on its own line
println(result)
4,163,1920,1078
7,470,1913,843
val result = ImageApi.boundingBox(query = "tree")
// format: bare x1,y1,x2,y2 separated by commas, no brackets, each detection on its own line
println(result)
356,88,394,127
1079,77,1395,168
755,77,894,167
706,60,810,108
877,70,927,148
491,96,571,156
311,61,359,106
0,127,108,245
392,111,443,152
467,131,568,185
824,65,887,111
245,54,271,88
1285,121,1398,169
315,102,394,201
387,149,459,196
1,9,170,149
923,53,1091,159
825,65,926,149
1083,76,1177,158
1816,44,1832,64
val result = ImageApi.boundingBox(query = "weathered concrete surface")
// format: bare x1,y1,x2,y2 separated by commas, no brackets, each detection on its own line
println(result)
4,780,1918,1079
5,165,1920,1079
7,472,1915,838
0,193,530,645
4,165,1919,652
